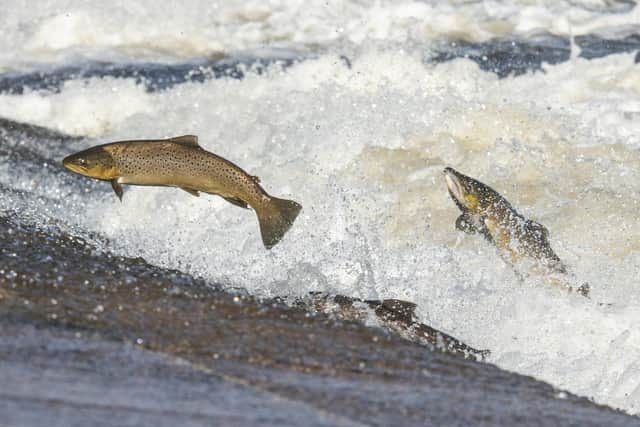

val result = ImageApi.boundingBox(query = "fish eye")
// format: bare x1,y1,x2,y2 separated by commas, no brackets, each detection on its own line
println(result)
77,158,87,166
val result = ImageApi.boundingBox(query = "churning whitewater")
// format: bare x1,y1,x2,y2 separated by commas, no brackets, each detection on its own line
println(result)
1,0,640,416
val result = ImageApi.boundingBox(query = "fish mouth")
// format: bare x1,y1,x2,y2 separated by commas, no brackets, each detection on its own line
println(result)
444,167,465,206
62,155,88,175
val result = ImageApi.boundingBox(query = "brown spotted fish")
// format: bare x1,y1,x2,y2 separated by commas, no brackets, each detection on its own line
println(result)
443,167,589,296
63,135,301,249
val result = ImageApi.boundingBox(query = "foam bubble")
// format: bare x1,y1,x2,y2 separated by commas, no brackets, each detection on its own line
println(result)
1,1,639,70
0,77,152,136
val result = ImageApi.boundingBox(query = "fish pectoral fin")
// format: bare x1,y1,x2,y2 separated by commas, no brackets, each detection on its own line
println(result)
455,213,478,234
169,135,201,148
111,180,124,202
180,188,200,197
222,196,249,209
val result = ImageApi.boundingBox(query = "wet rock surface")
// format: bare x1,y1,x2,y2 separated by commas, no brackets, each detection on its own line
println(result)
1,214,637,426
1,322,359,427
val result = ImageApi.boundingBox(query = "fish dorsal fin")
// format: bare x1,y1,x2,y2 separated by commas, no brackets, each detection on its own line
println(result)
372,299,417,324
381,299,417,314
169,135,200,147
526,220,549,240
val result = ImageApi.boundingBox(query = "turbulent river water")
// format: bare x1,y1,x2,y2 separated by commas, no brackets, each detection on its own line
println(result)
1,0,640,421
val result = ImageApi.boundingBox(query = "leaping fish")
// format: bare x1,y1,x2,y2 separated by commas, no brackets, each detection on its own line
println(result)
443,167,588,295
63,135,302,249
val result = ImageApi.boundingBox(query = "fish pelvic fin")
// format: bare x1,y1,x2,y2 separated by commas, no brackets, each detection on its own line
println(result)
255,196,302,249
111,180,123,202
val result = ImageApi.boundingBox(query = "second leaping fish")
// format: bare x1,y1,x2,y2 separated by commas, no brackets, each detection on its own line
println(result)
63,135,302,249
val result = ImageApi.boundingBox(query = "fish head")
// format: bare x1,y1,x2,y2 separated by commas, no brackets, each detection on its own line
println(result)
443,167,505,217
63,146,118,180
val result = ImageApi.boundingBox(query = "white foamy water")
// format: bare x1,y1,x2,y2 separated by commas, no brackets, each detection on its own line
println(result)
1,0,640,70
1,0,640,417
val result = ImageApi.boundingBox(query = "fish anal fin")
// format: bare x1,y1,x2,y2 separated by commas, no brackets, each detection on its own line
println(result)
223,196,249,209
180,188,200,197
111,180,123,202
169,135,200,148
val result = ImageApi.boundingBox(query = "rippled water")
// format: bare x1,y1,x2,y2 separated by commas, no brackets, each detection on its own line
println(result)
1,0,640,417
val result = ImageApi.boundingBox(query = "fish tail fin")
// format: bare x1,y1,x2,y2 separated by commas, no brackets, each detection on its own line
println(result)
256,196,302,249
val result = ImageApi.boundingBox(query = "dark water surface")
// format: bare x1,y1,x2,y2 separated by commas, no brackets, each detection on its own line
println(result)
1,34,639,95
